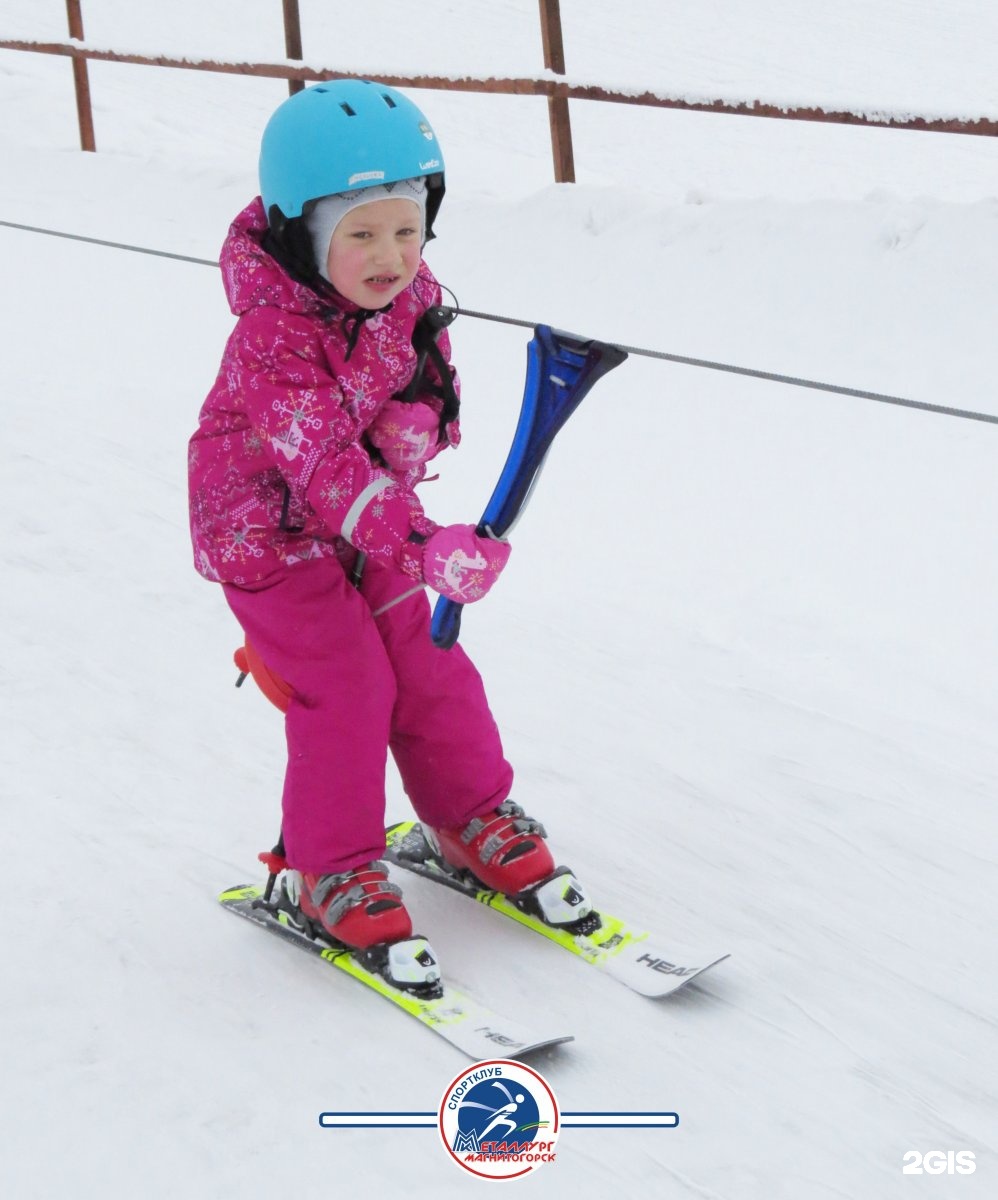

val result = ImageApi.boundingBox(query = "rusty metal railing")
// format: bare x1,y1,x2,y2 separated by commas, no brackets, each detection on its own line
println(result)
2,1,995,181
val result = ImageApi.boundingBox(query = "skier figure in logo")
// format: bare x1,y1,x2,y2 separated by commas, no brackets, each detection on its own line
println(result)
478,1094,527,1141
188,80,566,957
457,1082,531,1145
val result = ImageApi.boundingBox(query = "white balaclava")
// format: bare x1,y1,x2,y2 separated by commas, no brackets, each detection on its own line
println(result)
306,177,427,283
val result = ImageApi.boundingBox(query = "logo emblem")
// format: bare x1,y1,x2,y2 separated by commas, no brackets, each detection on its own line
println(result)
438,1059,559,1180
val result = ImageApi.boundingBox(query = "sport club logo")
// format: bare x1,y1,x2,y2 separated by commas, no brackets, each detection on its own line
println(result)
438,1059,560,1180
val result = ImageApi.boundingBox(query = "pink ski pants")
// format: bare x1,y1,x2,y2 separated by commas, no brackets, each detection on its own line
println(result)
223,554,513,874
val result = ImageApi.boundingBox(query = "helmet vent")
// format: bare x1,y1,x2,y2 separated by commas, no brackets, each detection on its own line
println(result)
381,93,398,109
340,101,357,117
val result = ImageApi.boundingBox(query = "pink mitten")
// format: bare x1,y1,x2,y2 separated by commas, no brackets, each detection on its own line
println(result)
368,400,444,471
421,524,511,604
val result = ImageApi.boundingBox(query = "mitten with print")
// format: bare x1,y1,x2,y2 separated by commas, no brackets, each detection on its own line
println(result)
406,524,511,604
368,400,448,472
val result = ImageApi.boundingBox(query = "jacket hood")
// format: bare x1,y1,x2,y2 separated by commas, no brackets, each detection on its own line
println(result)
220,197,351,319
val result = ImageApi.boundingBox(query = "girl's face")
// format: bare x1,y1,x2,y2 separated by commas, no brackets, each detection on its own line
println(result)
326,198,422,308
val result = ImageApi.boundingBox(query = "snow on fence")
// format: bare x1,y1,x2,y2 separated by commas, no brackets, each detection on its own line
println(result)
2,0,996,182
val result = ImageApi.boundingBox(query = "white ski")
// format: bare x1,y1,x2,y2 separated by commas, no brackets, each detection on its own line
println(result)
384,822,730,998
219,884,574,1060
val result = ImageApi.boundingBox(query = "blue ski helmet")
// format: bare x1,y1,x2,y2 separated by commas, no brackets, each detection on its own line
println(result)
259,79,445,246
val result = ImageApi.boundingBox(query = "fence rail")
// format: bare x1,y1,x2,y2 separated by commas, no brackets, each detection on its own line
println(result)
2,0,996,180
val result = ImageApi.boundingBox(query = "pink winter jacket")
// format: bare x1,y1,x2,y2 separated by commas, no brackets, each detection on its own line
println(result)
188,198,459,586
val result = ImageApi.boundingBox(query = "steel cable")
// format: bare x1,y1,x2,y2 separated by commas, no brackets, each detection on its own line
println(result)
3,216,995,428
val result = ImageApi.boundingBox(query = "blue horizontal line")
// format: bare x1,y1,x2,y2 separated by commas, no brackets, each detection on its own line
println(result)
562,1112,680,1125
318,1110,679,1129
319,1110,677,1117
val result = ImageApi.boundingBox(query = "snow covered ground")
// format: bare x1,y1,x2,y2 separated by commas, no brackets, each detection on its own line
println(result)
2,3,997,1197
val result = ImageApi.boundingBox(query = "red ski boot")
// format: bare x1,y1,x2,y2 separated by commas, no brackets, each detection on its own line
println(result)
296,862,413,950
431,801,557,896
260,856,441,994
425,801,599,932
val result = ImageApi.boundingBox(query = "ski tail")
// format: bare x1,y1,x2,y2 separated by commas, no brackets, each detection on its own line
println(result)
431,325,627,649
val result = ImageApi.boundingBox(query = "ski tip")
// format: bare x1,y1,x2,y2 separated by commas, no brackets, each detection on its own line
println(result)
694,952,731,973
512,1033,575,1059
645,953,731,999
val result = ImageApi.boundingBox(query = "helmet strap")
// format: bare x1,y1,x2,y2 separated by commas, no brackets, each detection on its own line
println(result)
264,205,327,291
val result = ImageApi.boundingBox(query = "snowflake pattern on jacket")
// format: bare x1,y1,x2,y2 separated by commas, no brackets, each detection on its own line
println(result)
188,197,460,586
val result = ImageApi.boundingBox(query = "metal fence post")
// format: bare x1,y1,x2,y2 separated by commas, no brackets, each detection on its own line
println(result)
65,0,95,150
282,0,304,95
538,0,575,181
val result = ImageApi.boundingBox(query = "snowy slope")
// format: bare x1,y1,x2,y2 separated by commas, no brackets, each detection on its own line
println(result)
2,3,997,1198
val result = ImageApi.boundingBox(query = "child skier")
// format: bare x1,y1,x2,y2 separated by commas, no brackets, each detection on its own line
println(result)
189,80,575,978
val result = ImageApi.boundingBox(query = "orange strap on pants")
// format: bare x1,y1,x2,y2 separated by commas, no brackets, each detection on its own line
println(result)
234,640,294,713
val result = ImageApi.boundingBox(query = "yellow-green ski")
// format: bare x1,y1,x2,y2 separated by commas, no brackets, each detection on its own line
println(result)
383,822,729,998
219,884,573,1059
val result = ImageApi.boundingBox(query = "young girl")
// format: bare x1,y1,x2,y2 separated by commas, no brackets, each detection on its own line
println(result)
188,80,566,963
